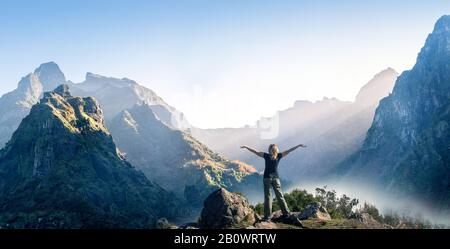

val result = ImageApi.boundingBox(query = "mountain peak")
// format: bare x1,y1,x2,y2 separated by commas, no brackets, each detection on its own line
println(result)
53,84,72,98
0,85,180,228
433,15,450,34
33,62,67,90
83,72,138,88
40,85,107,134
355,68,398,105
383,67,397,74
417,15,450,62
85,72,103,80
34,62,63,76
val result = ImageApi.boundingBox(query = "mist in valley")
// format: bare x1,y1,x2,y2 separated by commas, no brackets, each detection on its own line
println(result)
286,179,450,227
243,176,449,227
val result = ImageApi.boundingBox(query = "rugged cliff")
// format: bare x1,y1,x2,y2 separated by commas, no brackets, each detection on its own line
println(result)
339,15,450,209
108,103,262,207
0,85,182,228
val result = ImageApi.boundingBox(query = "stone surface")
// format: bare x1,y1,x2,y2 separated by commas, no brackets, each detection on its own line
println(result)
156,218,179,229
270,211,305,227
253,221,280,229
350,212,390,229
199,188,256,229
298,202,332,221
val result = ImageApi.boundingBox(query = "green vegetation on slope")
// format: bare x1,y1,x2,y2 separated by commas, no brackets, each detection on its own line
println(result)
252,187,441,229
0,85,183,228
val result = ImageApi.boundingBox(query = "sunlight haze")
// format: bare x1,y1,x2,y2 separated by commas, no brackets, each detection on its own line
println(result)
1,0,449,128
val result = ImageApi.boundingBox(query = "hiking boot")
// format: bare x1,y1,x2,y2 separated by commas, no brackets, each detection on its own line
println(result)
281,214,290,219
296,218,306,228
261,217,270,222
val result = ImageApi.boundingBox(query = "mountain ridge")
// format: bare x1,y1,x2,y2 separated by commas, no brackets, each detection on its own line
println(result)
109,103,262,207
337,15,450,209
0,63,190,148
191,68,398,179
0,85,182,228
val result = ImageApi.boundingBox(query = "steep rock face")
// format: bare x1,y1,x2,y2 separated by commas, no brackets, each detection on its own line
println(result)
0,62,68,147
340,15,450,208
192,68,398,180
354,68,399,109
0,85,180,228
0,63,259,209
108,104,262,207
33,62,67,91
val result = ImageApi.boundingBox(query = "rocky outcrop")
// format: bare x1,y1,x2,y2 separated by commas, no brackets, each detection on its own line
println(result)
298,202,332,221
196,188,337,229
270,211,304,227
349,212,391,229
199,188,257,229
156,218,179,229
0,85,182,228
356,213,382,227
267,203,331,227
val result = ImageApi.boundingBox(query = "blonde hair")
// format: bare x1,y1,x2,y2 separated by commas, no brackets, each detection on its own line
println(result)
268,144,279,160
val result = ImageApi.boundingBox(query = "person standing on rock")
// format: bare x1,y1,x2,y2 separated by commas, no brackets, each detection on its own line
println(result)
241,143,306,220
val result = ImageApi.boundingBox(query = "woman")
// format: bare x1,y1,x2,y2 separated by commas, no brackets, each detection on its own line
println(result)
241,143,306,220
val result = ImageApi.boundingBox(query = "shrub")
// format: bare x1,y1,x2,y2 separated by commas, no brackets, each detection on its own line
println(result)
314,186,358,219
358,202,382,222
253,186,358,219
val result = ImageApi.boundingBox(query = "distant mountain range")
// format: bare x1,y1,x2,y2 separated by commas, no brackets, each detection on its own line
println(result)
0,63,66,148
69,72,190,129
0,62,262,211
192,68,398,180
0,85,181,228
337,15,450,210
0,62,189,148
109,103,262,207
0,15,449,227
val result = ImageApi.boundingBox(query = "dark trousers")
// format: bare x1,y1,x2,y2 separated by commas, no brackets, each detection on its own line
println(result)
263,177,290,219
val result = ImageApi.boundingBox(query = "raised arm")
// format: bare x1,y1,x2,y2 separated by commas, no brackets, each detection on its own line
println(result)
240,145,264,157
281,144,306,157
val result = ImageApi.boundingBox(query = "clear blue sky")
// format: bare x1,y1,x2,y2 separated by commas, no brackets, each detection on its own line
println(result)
1,0,449,128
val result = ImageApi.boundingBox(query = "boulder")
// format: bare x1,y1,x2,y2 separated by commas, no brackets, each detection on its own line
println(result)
199,188,256,229
298,202,331,221
155,218,178,229
178,222,200,229
353,212,385,228
270,211,304,227
253,221,280,229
